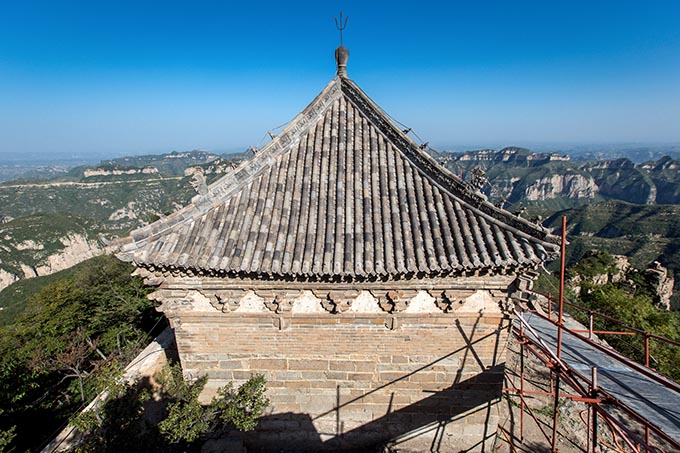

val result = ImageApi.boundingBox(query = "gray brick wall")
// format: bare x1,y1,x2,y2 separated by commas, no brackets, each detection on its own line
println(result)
171,312,508,451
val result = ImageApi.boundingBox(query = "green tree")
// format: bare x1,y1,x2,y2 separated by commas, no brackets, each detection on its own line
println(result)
158,364,268,443
75,364,269,452
0,410,16,453
0,255,159,451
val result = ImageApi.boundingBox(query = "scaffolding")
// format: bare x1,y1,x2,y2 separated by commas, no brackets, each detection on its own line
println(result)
506,216,680,453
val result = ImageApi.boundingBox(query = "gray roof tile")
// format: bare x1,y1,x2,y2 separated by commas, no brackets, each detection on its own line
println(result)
119,77,559,279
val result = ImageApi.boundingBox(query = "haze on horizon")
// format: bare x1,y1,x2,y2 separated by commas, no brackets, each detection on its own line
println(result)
1,0,679,161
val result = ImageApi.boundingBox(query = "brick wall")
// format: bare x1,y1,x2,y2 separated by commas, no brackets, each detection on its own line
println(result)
171,312,509,451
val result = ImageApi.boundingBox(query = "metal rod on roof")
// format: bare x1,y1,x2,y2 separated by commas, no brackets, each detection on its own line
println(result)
520,321,526,442
334,11,348,46
551,372,561,452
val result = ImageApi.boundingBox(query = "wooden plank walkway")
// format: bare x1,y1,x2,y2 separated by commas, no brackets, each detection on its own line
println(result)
521,311,680,445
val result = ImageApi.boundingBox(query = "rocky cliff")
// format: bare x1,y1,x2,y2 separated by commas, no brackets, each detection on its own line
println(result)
446,149,680,206
83,166,158,177
0,213,107,292
0,233,104,292
644,261,674,310
566,250,674,311
0,268,18,292
522,174,598,201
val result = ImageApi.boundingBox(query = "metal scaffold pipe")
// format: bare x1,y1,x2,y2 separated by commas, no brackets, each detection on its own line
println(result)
551,215,567,452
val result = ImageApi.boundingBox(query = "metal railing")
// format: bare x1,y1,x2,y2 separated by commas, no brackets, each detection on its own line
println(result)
512,306,680,452
542,292,680,371
504,216,680,453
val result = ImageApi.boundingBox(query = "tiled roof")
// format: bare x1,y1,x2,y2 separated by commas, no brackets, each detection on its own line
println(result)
118,76,559,280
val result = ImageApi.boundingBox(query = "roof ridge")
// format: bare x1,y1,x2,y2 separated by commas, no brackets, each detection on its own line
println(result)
339,78,557,244
118,75,560,274
119,78,345,255
198,77,344,208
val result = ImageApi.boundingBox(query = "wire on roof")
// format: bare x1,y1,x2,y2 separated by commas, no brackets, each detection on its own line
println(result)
255,121,291,148
381,110,531,213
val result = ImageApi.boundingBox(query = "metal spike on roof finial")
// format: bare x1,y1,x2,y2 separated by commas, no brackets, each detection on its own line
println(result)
334,12,350,77
334,11,348,46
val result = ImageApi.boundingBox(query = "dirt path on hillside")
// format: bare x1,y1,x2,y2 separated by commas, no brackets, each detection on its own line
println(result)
0,176,183,189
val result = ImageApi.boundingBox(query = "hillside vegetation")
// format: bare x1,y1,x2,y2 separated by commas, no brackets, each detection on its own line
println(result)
0,255,269,453
0,150,251,291
0,178,195,291
0,212,101,286
0,250,99,326
0,256,160,451
543,201,680,308
0,177,194,234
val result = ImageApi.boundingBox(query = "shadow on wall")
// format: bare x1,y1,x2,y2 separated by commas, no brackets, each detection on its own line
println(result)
241,365,504,453
239,316,508,452
330,364,504,452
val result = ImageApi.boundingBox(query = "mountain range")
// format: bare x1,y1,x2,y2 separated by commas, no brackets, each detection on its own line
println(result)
1,147,679,308
444,147,680,210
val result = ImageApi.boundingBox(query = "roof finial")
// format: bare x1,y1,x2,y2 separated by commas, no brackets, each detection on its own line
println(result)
334,11,349,77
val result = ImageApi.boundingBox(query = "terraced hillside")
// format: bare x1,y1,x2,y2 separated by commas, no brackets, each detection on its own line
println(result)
95,149,221,176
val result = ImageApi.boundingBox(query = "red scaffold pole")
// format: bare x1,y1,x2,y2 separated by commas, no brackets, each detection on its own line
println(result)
551,216,567,452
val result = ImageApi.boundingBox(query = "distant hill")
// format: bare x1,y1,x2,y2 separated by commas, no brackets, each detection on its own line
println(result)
0,164,73,183
444,148,680,210
89,150,221,177
0,150,232,183
564,143,680,163
0,150,252,291
638,156,680,204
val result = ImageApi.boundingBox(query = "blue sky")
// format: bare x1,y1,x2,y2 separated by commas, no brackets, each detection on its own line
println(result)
1,0,679,160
